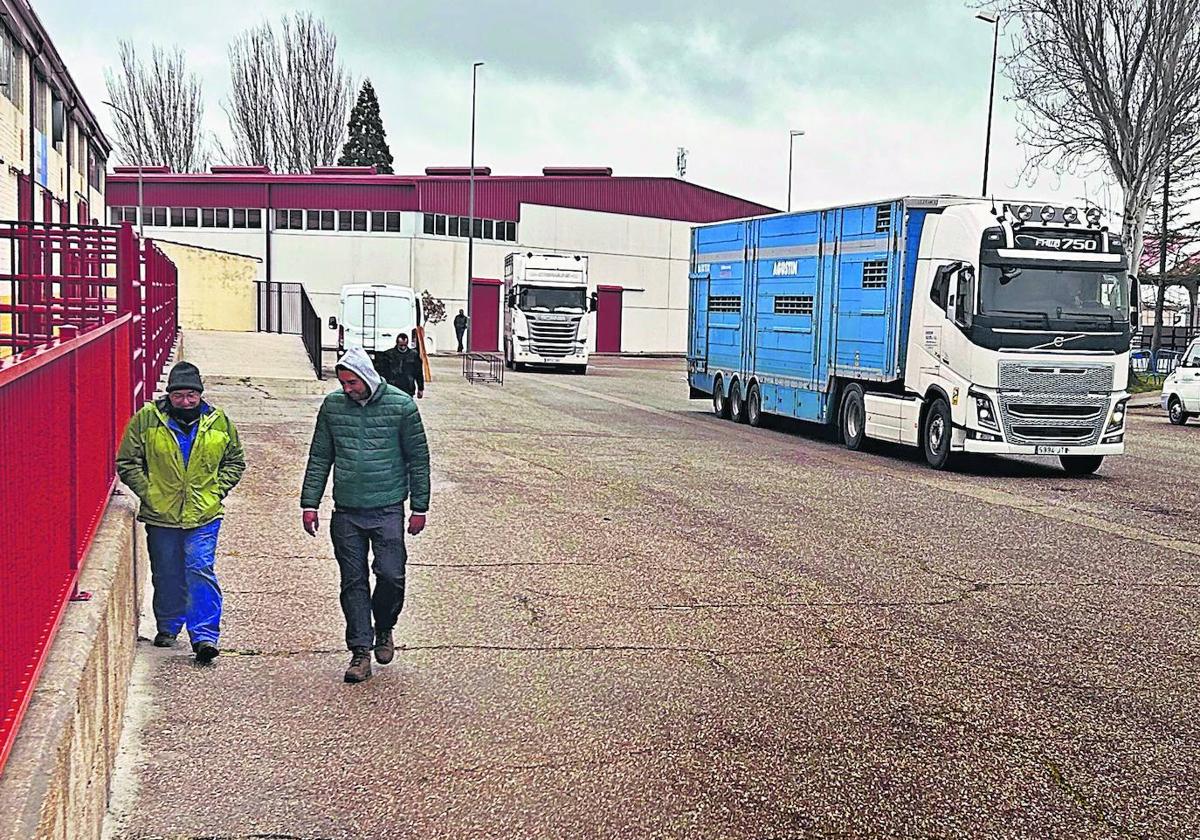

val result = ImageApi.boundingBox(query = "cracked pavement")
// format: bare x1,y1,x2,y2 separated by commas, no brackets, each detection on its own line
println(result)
103,353,1199,839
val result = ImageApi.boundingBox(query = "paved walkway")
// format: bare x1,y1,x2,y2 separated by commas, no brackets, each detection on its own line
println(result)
181,330,317,381
102,344,1199,838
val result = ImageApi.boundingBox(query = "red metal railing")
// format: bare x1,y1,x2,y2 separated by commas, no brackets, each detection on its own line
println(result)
0,220,177,775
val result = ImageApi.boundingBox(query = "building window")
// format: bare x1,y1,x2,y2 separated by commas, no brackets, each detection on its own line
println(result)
352,210,367,231
170,207,184,226
0,26,22,105
202,208,216,227
483,220,494,240
448,216,459,237
109,206,121,225
214,208,229,227
153,207,167,226
431,214,443,235
291,209,304,229
372,212,385,232
422,213,434,234
32,75,47,133
231,209,246,228
506,221,518,242
308,210,323,230
184,208,198,227
247,209,262,229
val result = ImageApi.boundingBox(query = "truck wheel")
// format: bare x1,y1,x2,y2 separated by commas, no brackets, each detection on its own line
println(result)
1168,396,1190,425
1060,455,1104,476
729,381,747,423
841,384,866,451
712,377,730,419
574,365,587,375
923,398,954,470
747,383,764,428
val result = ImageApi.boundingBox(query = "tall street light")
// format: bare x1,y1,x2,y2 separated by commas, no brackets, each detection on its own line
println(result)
787,130,805,212
466,61,484,353
102,100,144,238
976,12,1000,197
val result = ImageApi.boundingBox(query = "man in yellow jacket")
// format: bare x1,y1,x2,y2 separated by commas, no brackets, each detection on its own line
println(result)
116,362,245,662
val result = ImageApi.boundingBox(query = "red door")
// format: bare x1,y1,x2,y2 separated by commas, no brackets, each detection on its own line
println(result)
596,285,624,353
468,279,501,353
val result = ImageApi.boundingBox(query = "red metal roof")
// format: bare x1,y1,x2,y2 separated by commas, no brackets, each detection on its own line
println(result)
107,169,776,223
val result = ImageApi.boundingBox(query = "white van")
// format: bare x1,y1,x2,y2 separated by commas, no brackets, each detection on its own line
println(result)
330,284,435,359
1162,338,1200,425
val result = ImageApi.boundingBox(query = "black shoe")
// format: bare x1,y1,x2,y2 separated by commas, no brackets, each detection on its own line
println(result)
153,632,177,648
374,628,395,665
344,647,372,683
193,642,220,663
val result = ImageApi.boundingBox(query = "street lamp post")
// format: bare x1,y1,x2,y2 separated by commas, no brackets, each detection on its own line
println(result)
976,13,1000,197
102,100,144,238
787,130,805,212
466,61,484,353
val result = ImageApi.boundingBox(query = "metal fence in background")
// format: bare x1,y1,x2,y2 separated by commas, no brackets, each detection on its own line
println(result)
255,281,324,379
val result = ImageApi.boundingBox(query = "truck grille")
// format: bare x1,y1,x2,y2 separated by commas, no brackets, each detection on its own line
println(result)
996,362,1113,446
528,317,580,358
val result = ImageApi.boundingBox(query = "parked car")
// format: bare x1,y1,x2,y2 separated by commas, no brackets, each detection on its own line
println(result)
1162,338,1200,424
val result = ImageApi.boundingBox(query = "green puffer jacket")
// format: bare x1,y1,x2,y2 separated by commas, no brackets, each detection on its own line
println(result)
116,399,246,528
300,378,431,514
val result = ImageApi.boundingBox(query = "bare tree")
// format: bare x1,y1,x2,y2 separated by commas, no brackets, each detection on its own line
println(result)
105,41,209,172
991,0,1200,280
1141,147,1200,343
223,13,353,173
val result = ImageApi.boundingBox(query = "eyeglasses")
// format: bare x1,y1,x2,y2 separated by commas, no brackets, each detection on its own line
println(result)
168,390,202,403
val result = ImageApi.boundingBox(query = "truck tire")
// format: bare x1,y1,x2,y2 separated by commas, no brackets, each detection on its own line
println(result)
1060,455,1104,476
1168,396,1191,425
747,383,765,428
729,380,747,423
841,384,866,451
574,365,588,375
713,377,730,419
923,398,954,470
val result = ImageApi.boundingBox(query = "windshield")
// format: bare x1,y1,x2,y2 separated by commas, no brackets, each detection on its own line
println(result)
979,266,1128,325
516,286,586,312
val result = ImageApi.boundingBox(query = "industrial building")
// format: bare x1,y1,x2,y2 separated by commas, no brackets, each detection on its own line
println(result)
106,165,775,355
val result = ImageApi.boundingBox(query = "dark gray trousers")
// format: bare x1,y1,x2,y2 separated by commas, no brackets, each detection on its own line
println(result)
330,503,408,650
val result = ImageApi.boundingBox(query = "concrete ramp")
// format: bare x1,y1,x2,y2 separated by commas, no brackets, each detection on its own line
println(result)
179,331,318,383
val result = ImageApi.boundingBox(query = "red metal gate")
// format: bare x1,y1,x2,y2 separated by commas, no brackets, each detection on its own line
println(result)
0,220,177,774
469,278,501,353
596,285,624,353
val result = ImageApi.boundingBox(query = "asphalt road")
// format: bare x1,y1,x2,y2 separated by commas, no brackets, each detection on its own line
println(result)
103,355,1199,839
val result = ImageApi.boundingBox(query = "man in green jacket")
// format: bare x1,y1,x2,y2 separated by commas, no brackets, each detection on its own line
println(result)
116,361,246,663
301,346,431,683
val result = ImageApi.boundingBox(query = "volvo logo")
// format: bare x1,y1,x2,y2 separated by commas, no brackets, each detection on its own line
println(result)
1053,336,1064,348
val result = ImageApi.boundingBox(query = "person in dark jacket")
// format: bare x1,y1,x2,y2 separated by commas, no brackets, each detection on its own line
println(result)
301,347,431,683
374,333,424,398
116,362,246,663
454,309,468,353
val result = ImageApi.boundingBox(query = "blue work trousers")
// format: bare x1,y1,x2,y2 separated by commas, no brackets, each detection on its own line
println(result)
145,519,223,645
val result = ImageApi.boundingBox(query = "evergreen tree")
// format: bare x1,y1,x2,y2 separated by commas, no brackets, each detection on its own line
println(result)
338,80,394,174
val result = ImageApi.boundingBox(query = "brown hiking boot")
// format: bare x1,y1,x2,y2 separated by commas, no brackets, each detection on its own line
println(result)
374,628,395,665
344,647,372,683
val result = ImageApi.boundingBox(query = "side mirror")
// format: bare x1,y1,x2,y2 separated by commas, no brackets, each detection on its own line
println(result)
589,292,598,312
328,316,338,330
955,266,975,328
507,293,516,308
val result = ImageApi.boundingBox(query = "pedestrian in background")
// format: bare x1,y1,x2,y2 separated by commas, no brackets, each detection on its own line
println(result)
301,347,431,683
116,361,245,663
454,309,468,353
375,332,425,398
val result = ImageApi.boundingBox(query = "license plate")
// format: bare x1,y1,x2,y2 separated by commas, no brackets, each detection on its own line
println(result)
1035,446,1069,455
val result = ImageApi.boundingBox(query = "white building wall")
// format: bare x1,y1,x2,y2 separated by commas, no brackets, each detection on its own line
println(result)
127,203,697,355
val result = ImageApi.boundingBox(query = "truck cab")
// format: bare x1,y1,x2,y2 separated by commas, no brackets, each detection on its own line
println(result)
503,252,592,374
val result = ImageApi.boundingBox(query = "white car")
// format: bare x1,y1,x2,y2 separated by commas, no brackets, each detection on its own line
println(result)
1162,339,1200,425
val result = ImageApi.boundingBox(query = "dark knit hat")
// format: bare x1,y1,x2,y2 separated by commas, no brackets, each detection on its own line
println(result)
166,361,204,393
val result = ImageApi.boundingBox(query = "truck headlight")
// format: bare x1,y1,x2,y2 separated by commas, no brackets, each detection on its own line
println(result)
973,392,999,431
1107,398,1128,432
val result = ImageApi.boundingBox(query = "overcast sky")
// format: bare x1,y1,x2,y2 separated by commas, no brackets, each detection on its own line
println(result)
41,0,1119,214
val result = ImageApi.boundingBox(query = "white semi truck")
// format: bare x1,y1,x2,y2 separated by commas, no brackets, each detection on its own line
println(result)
503,252,593,374
689,197,1134,475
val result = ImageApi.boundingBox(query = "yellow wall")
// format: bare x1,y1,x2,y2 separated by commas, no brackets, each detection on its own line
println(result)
0,293,9,359
156,242,260,332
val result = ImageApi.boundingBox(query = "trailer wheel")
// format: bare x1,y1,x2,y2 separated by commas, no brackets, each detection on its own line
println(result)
923,398,954,470
729,380,747,423
1060,455,1104,476
712,377,730,419
747,383,764,428
1168,396,1190,425
841,384,866,451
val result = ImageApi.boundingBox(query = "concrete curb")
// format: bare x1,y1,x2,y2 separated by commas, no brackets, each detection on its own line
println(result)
0,494,147,840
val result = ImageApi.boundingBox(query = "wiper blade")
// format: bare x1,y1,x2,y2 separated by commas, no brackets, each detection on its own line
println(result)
1060,311,1116,327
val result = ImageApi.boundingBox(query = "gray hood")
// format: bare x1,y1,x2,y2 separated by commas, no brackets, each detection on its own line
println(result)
335,347,383,404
